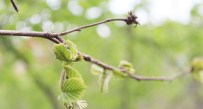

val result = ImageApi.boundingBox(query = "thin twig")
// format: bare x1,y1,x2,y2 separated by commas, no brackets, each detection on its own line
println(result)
83,54,189,82
10,0,19,12
127,71,189,82
83,54,115,70
59,18,126,36
47,37,60,44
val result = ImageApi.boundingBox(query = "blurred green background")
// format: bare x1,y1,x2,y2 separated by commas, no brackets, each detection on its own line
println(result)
0,0,203,109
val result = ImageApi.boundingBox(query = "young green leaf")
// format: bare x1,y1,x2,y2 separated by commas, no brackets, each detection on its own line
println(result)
191,58,203,83
53,43,72,62
119,60,135,74
64,65,82,79
193,71,203,83
73,100,88,109
119,60,133,68
59,70,67,89
62,78,86,92
191,58,203,72
113,69,126,78
91,64,104,75
75,53,84,61
60,78,86,102
66,39,78,59
58,93,72,104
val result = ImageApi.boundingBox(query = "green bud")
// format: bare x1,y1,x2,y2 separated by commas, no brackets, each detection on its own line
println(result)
191,58,203,83
112,69,126,78
53,43,72,62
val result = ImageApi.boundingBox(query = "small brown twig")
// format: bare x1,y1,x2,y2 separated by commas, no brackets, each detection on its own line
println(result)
83,54,115,70
59,18,126,36
83,54,189,82
127,71,189,82
10,0,19,12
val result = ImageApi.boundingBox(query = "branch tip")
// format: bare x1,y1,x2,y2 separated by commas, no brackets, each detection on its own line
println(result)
125,11,139,26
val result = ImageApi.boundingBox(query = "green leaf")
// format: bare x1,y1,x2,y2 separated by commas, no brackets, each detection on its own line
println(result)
62,78,86,92
192,58,203,72
60,78,86,102
191,58,203,83
119,60,135,74
59,70,67,89
73,100,88,109
64,65,82,79
60,99,88,109
66,39,78,58
75,53,84,61
112,69,126,78
119,60,133,68
58,93,72,104
53,43,72,62
91,64,104,75
193,71,203,83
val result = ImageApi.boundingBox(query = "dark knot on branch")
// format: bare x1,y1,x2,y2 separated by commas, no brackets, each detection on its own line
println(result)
125,11,139,26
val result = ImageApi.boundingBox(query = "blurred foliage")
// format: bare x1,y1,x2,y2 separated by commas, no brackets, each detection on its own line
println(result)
0,0,203,109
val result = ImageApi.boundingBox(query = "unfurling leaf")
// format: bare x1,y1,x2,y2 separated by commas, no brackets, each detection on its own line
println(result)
64,65,82,79
75,53,84,61
113,69,126,78
119,60,135,74
59,70,67,89
53,43,72,62
119,60,133,68
58,93,73,105
60,78,86,102
191,58,203,72
55,40,87,109
91,64,104,75
73,100,88,109
62,100,87,109
99,72,112,93
193,71,203,83
62,78,86,93
66,39,78,59
191,58,203,83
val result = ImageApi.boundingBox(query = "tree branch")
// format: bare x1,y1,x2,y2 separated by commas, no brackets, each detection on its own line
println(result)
127,72,189,82
83,54,189,82
0,30,59,38
83,54,115,70
0,19,127,39
0,12,187,82
10,0,19,12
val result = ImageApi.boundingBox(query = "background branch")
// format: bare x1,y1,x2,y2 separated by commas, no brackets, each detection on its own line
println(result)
10,0,19,12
